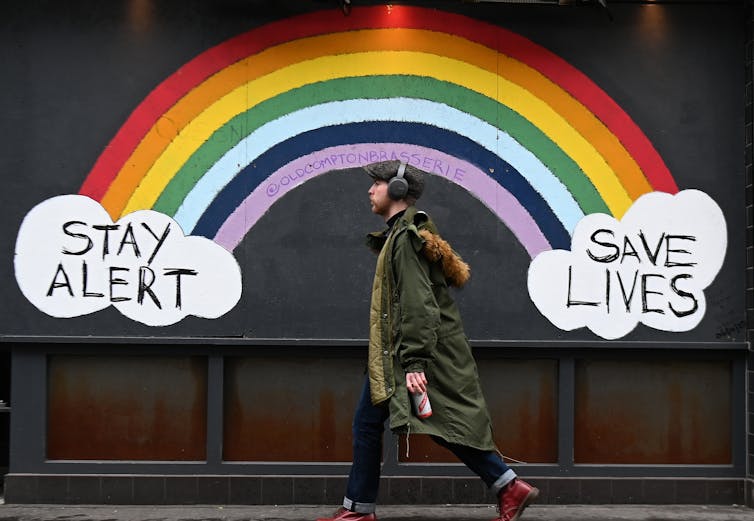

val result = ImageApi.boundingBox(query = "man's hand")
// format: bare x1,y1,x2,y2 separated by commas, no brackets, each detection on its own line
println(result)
406,371,427,394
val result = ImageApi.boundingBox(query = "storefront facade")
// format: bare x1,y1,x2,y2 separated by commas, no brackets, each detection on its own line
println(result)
1,0,752,506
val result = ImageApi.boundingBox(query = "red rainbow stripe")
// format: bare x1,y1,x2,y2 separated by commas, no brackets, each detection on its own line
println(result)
79,5,677,201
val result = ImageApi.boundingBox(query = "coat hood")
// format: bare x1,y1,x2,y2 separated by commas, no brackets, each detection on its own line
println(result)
366,208,470,288
417,228,470,288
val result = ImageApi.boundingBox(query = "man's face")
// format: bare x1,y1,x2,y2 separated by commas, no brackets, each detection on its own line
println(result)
368,178,392,217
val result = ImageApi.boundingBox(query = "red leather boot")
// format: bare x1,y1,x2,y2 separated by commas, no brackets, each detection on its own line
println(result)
316,507,376,521
493,478,539,521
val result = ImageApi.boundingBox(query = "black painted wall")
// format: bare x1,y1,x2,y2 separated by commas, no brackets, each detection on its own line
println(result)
0,1,747,343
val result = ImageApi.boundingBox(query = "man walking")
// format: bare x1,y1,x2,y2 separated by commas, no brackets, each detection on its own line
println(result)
317,160,538,521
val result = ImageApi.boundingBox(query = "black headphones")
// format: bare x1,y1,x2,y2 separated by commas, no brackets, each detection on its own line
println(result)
388,162,409,200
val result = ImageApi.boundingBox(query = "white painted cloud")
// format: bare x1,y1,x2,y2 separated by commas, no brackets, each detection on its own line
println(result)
527,190,727,340
14,195,242,326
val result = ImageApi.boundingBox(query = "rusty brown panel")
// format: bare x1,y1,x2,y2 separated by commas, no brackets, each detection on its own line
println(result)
47,355,207,461
399,359,558,464
574,359,731,464
223,356,363,462
482,359,558,464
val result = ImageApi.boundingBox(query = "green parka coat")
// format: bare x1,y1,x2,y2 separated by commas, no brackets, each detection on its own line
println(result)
366,206,496,451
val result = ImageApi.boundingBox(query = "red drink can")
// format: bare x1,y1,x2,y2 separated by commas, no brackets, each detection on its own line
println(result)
411,391,433,419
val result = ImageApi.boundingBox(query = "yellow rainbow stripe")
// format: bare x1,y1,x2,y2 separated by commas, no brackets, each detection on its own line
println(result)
102,29,647,220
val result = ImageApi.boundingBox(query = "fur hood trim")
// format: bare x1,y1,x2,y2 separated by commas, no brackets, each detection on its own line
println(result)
418,229,470,287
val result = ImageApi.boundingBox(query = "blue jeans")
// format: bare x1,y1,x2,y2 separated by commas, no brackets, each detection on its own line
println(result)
343,378,516,514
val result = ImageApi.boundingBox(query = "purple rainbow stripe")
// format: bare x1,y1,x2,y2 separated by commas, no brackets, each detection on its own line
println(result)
214,143,550,257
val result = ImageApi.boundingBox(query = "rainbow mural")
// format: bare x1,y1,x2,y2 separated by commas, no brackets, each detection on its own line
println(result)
78,5,678,259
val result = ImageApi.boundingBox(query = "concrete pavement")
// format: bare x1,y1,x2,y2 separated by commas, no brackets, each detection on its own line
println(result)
0,503,752,521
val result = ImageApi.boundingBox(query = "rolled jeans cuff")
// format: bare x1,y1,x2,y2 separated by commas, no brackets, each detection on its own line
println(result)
490,469,517,495
343,497,377,514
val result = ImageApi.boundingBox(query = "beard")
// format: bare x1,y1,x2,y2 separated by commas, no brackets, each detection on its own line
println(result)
370,197,391,218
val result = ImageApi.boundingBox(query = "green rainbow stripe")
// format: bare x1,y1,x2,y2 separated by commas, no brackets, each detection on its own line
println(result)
153,75,608,218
